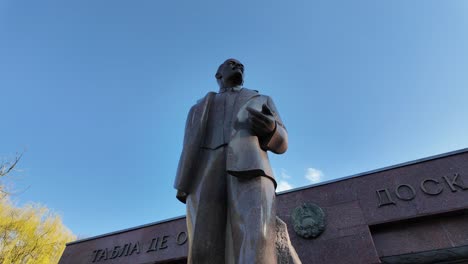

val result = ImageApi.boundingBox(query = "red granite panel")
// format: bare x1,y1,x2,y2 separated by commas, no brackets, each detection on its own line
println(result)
438,212,468,247
371,212,468,258
277,179,359,211
59,218,188,264
357,152,468,224
293,229,380,264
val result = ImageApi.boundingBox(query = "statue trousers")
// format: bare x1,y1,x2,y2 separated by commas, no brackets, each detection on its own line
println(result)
186,147,277,264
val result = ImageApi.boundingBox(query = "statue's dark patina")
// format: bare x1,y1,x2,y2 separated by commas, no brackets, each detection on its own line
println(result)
174,59,293,264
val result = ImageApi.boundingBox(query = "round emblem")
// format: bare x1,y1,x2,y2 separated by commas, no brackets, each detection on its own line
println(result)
291,202,326,239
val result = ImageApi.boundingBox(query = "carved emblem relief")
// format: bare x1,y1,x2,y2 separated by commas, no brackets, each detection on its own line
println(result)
291,203,326,239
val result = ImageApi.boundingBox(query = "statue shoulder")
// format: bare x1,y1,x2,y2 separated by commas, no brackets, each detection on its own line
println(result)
242,87,260,94
195,91,216,104
187,91,216,117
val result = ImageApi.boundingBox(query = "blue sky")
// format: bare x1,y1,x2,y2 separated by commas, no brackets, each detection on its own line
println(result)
1,1,468,238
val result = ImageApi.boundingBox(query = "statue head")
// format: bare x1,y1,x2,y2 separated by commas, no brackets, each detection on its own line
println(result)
215,58,244,88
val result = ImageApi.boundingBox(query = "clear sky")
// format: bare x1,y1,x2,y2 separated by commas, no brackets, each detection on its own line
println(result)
1,0,468,238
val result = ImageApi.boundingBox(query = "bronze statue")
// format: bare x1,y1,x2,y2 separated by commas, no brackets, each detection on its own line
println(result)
174,59,290,264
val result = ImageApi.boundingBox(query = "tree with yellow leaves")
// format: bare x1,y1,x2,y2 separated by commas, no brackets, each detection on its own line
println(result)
0,155,76,264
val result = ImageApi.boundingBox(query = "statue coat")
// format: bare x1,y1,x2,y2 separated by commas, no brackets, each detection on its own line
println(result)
174,88,288,198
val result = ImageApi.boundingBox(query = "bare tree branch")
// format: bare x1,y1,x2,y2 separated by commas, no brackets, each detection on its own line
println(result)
0,153,23,177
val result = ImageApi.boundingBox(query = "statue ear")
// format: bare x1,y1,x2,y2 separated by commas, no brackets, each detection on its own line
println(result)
215,72,222,79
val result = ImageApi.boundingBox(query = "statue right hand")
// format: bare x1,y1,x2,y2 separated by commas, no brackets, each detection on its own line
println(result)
247,104,276,138
176,190,188,203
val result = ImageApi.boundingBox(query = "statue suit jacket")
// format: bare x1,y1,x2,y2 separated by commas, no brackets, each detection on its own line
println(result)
174,88,288,202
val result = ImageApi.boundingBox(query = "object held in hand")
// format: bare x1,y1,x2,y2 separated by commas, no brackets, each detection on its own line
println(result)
247,104,276,136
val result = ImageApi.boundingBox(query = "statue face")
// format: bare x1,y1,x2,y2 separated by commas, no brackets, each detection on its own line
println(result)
219,59,244,85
